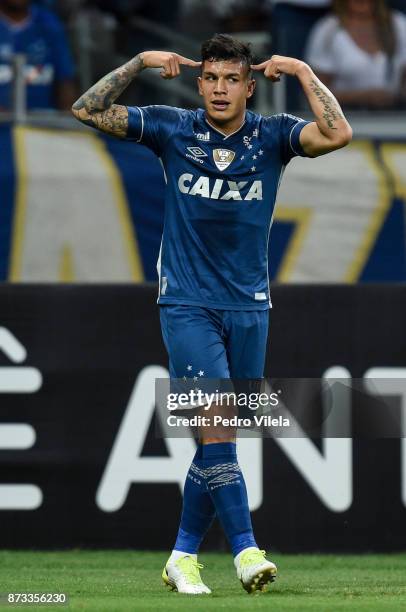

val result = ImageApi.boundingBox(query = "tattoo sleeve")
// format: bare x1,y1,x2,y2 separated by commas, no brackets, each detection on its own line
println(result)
72,54,145,138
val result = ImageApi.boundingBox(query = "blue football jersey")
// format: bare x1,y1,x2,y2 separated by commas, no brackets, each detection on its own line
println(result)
127,105,311,310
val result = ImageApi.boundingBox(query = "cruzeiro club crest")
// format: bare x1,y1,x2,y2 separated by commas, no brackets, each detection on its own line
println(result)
213,149,235,172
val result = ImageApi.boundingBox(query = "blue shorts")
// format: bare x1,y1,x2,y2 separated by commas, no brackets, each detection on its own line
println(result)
159,304,269,380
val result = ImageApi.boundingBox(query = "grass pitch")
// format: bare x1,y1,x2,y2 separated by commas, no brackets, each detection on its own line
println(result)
1,550,406,611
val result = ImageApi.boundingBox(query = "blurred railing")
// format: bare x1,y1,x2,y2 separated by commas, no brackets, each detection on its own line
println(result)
4,31,406,139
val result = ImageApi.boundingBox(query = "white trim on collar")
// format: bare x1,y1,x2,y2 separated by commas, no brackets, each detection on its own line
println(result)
204,116,246,140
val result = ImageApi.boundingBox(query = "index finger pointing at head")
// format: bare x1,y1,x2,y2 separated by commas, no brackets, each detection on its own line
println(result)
178,56,202,68
251,61,268,71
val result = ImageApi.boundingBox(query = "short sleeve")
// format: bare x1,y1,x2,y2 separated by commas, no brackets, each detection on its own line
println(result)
126,105,183,154
305,15,339,75
275,113,312,164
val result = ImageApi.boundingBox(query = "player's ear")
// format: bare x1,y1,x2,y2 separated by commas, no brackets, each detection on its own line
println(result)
197,76,203,96
247,78,256,99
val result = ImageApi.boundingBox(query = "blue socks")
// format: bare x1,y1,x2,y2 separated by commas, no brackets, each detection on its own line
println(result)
174,445,216,554
200,442,258,557
174,442,257,557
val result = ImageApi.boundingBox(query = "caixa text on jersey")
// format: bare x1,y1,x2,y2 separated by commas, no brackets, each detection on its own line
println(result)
178,174,263,201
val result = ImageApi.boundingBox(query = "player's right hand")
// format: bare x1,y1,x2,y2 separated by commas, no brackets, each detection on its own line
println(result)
140,51,201,79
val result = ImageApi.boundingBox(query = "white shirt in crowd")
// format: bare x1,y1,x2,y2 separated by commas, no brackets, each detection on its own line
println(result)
306,11,406,93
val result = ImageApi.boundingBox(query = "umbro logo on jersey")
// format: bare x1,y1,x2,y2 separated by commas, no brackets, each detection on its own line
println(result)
187,147,207,158
213,149,235,172
186,146,207,165
195,131,210,141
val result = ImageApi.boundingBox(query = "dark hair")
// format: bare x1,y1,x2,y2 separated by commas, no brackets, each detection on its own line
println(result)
201,34,253,76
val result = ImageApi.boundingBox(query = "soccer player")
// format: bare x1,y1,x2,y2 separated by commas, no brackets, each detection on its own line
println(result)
72,34,352,594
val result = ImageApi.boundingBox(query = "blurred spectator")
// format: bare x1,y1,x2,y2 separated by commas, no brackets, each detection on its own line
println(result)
306,0,406,109
0,0,76,111
268,1,332,109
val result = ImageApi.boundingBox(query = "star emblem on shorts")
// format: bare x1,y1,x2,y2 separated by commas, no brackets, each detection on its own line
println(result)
240,155,245,160
253,155,257,160
248,144,253,150
259,149,263,155
182,376,187,381
193,376,198,382
251,166,256,172
187,365,192,371
198,370,204,377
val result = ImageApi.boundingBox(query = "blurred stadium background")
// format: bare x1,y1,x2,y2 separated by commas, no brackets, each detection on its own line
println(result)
1,0,406,582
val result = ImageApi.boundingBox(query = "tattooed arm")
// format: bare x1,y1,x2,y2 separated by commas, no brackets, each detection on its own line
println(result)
296,64,352,156
252,56,352,157
71,54,144,138
71,51,201,138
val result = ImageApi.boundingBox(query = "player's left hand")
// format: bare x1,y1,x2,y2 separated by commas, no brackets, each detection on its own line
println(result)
140,51,201,80
251,55,307,81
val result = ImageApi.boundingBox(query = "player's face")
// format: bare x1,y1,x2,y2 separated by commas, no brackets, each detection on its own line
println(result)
198,60,255,132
